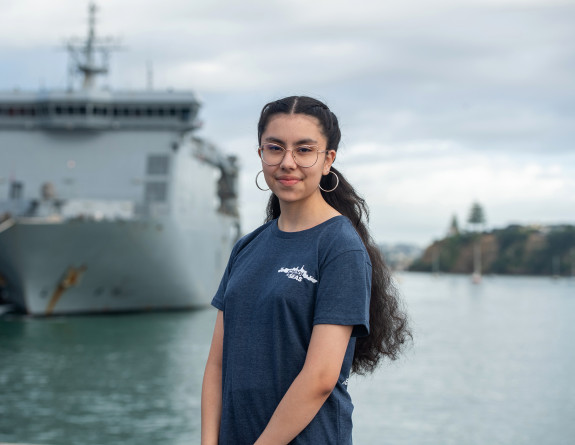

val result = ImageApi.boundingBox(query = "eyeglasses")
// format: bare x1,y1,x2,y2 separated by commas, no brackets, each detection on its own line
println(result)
259,143,327,168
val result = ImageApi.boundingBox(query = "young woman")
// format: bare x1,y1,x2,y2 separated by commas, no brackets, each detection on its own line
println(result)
201,96,410,444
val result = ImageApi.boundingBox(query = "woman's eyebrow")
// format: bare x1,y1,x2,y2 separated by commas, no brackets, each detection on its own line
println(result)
295,138,319,145
263,136,285,144
263,136,319,145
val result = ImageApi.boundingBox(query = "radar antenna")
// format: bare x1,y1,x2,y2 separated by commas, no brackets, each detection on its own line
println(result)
64,2,121,90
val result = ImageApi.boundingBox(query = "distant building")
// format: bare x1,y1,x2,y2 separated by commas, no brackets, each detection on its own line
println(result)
379,243,423,271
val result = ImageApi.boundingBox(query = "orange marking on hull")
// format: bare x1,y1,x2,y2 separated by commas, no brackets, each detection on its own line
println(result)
45,265,87,315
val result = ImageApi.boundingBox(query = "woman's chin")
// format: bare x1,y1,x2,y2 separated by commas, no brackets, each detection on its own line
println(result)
272,188,322,205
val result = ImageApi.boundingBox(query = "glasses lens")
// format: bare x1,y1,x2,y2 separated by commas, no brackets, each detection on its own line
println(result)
292,146,318,167
261,143,284,165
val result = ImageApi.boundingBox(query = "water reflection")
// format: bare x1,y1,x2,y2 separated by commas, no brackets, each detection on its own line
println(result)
0,310,217,445
351,273,575,445
1,275,574,445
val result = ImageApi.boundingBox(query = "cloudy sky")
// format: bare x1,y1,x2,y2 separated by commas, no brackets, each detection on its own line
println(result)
1,0,573,245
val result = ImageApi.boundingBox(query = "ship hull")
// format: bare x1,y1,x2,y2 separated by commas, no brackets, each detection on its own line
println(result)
0,216,236,316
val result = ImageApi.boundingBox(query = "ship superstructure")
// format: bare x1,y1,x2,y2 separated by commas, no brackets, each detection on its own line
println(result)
0,4,240,315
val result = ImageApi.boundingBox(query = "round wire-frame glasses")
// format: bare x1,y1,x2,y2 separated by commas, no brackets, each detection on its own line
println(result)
259,143,327,168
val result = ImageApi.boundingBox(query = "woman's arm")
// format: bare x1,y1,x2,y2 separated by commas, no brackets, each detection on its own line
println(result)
254,323,353,445
201,310,224,445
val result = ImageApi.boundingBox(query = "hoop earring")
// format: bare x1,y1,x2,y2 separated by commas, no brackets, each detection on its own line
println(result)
319,171,339,193
255,170,269,191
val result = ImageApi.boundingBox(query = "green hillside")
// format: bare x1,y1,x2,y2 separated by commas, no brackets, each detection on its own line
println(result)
409,224,575,276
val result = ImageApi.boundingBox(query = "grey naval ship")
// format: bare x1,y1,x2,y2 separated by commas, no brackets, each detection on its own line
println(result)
0,4,240,315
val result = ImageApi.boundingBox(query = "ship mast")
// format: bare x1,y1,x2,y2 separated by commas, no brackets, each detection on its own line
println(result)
65,2,120,90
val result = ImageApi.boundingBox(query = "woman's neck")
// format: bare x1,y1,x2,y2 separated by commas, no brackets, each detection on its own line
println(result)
277,194,340,232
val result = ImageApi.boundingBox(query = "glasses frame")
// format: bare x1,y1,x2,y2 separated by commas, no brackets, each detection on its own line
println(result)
258,143,328,168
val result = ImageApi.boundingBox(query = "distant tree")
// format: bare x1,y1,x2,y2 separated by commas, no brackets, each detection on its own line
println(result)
467,201,486,232
448,214,460,237
467,202,486,279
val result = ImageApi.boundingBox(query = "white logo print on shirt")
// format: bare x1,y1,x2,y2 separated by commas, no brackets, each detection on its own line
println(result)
278,266,318,283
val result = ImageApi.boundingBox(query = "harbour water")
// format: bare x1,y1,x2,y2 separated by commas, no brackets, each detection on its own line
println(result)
1,272,574,444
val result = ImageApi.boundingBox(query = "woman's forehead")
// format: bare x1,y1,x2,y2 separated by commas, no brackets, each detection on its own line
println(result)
263,113,326,143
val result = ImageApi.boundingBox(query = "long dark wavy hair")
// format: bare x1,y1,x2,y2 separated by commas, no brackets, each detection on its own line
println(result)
258,96,411,374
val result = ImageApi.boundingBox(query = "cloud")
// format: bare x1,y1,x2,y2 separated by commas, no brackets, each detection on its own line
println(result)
339,144,575,243
1,0,573,244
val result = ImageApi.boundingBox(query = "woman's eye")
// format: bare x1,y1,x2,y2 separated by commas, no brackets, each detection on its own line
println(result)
296,146,313,154
266,144,284,152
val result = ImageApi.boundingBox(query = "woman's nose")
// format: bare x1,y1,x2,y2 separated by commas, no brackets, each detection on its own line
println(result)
279,149,297,169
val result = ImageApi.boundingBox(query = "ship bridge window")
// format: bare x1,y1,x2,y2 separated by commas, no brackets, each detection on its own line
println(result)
52,105,87,115
108,105,186,119
147,155,169,175
145,182,167,202
112,107,133,116
9,181,23,200
93,107,109,116
0,106,37,116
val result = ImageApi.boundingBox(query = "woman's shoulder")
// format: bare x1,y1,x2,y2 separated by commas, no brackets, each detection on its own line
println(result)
230,220,274,256
321,215,363,243
318,215,370,262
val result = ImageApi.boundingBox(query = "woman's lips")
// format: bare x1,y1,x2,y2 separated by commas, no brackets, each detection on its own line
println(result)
277,176,300,186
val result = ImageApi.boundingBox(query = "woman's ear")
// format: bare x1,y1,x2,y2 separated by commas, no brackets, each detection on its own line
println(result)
323,150,336,174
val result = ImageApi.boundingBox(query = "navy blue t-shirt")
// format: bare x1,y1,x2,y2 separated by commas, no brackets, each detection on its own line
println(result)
211,215,372,444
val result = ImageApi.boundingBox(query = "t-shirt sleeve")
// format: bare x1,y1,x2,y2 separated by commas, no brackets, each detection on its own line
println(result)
314,249,372,337
211,246,236,311
211,274,226,311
